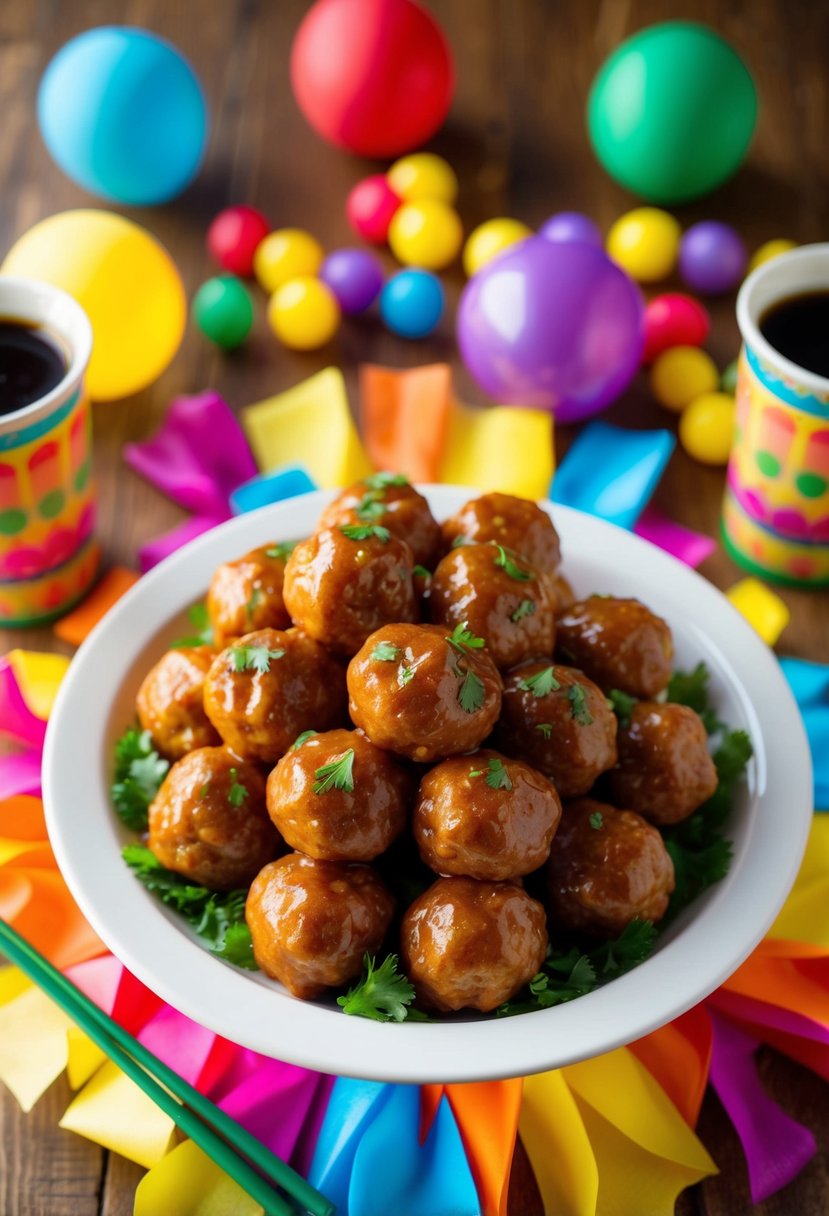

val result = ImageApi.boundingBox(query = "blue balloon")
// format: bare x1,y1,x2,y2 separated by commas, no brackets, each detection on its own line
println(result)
38,27,208,205
380,269,444,339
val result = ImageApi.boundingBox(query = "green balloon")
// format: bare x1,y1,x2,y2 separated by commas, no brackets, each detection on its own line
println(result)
192,274,254,349
588,22,757,205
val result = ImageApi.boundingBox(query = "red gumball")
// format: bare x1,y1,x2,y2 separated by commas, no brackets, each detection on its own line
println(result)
290,0,454,158
642,293,711,364
346,175,402,244
207,205,270,277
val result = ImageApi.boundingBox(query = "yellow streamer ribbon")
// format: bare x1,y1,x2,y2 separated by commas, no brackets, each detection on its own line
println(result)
7,650,70,719
440,404,555,500
134,1140,264,1216
519,1070,598,1216
60,1060,176,1169
770,815,829,948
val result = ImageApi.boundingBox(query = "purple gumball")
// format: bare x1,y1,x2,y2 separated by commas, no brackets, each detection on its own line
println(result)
457,236,644,422
679,222,747,295
539,211,603,248
319,248,384,314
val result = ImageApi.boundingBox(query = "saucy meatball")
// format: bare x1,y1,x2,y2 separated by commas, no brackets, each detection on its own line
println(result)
267,728,411,861
401,877,548,1012
498,662,618,798
546,799,675,936
441,492,561,574
348,623,502,763
207,544,292,647
413,749,561,880
318,474,442,568
203,628,347,764
551,571,577,614
148,747,278,889
136,645,220,760
556,596,673,698
608,702,718,825
429,543,556,670
246,853,395,999
283,526,418,657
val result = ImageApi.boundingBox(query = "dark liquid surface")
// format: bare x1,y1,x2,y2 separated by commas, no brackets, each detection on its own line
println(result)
759,291,829,379
0,319,67,416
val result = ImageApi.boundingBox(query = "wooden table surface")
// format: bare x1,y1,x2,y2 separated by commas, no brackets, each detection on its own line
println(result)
1,0,828,1213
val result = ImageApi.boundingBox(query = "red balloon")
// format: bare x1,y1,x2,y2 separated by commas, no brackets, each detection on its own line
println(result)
290,0,454,157
346,175,402,244
642,293,711,364
207,205,270,277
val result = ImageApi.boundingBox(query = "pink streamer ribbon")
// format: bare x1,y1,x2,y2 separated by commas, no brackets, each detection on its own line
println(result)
137,515,226,573
634,506,716,568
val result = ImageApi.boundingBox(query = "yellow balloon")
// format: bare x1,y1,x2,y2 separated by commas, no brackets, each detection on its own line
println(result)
387,200,463,271
748,238,797,274
463,218,533,277
679,392,736,465
650,346,719,412
606,207,680,283
386,153,458,204
254,228,324,293
1,210,185,401
267,277,340,350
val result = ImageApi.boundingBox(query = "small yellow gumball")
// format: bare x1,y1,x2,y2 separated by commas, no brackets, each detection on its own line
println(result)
463,217,533,277
606,207,681,282
748,238,797,274
387,199,463,271
650,346,719,412
679,392,736,466
254,228,324,293
267,276,340,350
387,153,458,204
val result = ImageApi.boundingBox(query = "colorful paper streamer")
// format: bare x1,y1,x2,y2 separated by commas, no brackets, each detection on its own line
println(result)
726,577,791,646
780,658,829,809
552,421,675,530
359,364,453,483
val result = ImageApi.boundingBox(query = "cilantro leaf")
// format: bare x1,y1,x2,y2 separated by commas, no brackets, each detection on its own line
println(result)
111,727,169,832
229,645,285,674
667,662,725,734
445,621,486,654
314,748,356,794
244,585,262,624
589,811,603,829
451,535,471,549
398,664,415,687
372,641,401,662
484,757,512,790
493,543,533,582
457,667,486,714
413,565,431,579
340,523,391,543
215,921,258,970
337,953,424,1022
291,729,318,750
364,472,409,490
265,541,296,561
566,684,594,725
510,598,536,622
517,666,560,697
535,722,552,740
170,602,215,650
608,688,637,729
227,768,248,807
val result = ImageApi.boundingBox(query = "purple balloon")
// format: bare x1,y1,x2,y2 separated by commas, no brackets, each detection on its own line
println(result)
679,221,747,295
539,211,603,248
319,248,384,314
457,236,644,422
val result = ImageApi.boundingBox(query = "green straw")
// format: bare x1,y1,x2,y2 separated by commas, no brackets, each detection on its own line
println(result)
0,919,334,1216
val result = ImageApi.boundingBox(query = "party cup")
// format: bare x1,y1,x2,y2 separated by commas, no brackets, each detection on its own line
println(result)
722,244,829,586
0,276,99,625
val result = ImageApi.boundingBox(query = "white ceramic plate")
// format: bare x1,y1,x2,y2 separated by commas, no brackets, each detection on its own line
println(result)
43,487,813,1083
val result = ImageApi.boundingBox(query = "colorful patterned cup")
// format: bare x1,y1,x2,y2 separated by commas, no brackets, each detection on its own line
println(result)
722,244,829,586
0,276,99,625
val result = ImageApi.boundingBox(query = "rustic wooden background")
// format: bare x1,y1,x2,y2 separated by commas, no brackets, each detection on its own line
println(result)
0,0,828,1212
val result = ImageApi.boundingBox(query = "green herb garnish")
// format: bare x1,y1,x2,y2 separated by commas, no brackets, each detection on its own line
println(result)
608,688,637,729
535,722,552,740
398,665,415,687
413,565,431,579
111,728,169,832
340,523,391,543
667,662,725,734
227,768,248,807
291,729,318,751
517,666,560,697
372,641,401,662
229,645,285,674
457,668,486,714
589,811,604,830
566,684,593,725
485,757,512,790
364,472,409,490
493,543,533,582
446,621,486,654
337,953,426,1022
510,599,536,623
265,541,296,561
313,748,356,795
170,602,214,649
244,585,262,623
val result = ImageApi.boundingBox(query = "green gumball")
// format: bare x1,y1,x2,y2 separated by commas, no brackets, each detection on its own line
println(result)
192,274,254,348
588,22,757,205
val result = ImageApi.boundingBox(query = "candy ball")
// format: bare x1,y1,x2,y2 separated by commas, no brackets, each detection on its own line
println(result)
588,22,757,204
650,346,719,412
37,28,208,205
539,212,603,248
388,199,463,271
192,275,254,349
679,221,747,295
346,175,402,244
2,209,185,401
606,208,681,283
319,249,384,314
290,0,454,157
267,277,340,350
748,238,797,274
387,153,458,204
380,269,444,339
207,206,270,277
457,236,644,422
254,229,324,293
642,293,710,364
679,392,735,465
720,359,739,395
463,218,532,277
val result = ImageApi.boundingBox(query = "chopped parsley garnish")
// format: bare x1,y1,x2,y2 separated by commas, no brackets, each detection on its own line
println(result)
337,953,426,1022
291,729,318,750
122,845,257,969
170,602,214,649
566,684,594,725
364,472,409,490
445,621,486,654
457,668,486,714
484,757,512,790
313,748,356,795
608,688,637,729
372,641,401,662
398,664,415,687
667,662,725,734
244,585,261,623
517,666,560,697
493,543,533,582
340,523,391,543
535,722,552,740
412,565,431,579
446,623,487,713
227,768,249,807
451,535,471,549
510,599,536,622
355,491,387,522
265,541,296,561
111,727,169,832
229,644,285,674
589,811,604,830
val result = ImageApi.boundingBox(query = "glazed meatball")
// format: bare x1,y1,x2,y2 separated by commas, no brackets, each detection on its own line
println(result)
318,475,442,568
401,877,548,1012
608,702,718,825
207,544,292,647
348,623,502,763
556,596,673,698
498,662,618,798
246,853,395,999
551,571,577,614
283,526,418,657
148,747,278,889
413,749,561,880
440,492,561,574
266,728,411,861
136,645,220,760
429,543,556,670
546,799,675,937
203,628,347,765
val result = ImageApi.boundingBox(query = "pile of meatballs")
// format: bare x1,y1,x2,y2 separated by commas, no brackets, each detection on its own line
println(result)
135,480,719,1016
